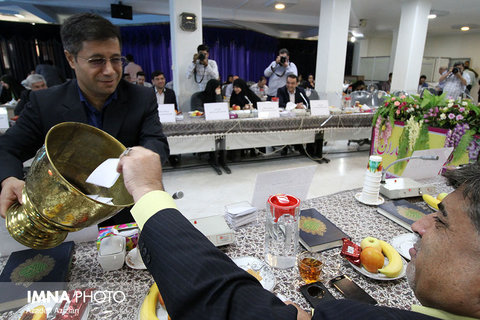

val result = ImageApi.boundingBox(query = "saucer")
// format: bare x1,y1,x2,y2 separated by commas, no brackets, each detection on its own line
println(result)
232,256,275,291
125,247,147,269
354,192,385,206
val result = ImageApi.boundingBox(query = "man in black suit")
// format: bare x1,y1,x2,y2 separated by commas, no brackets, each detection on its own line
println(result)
119,146,480,320
277,74,310,110
0,13,169,224
152,70,178,111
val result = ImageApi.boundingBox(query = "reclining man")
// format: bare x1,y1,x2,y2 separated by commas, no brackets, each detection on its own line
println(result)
119,146,480,320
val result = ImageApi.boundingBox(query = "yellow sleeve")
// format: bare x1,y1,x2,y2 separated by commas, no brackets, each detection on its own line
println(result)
131,190,178,230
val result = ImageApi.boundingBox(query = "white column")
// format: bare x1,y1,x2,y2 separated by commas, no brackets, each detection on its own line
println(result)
169,0,203,111
389,29,398,73
391,0,431,94
315,0,351,107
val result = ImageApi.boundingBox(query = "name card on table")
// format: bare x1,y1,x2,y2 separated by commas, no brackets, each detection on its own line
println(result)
257,101,280,119
310,100,330,116
0,107,8,130
204,102,229,121
157,104,176,123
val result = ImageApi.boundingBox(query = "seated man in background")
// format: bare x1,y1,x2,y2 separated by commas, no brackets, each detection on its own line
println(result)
152,71,177,111
418,75,428,94
119,147,480,319
14,74,48,116
250,76,269,100
277,74,309,110
136,71,152,87
0,13,169,226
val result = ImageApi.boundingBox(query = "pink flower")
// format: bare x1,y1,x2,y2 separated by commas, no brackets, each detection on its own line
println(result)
391,97,396,101
459,107,465,112
385,102,389,107
448,113,455,119
456,114,464,121
400,95,406,99
423,114,428,118
425,119,429,123
435,107,439,113
396,109,400,115
394,101,400,106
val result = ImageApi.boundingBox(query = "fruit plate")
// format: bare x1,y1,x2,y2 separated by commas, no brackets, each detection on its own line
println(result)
10,300,60,320
232,256,276,291
390,233,419,261
347,256,407,281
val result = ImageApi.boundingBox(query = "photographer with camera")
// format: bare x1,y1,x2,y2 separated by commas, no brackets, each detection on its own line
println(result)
186,44,219,92
264,48,298,100
438,62,470,99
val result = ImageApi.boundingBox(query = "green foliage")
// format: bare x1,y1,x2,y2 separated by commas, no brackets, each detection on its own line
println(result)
413,124,430,151
452,129,475,163
395,126,410,174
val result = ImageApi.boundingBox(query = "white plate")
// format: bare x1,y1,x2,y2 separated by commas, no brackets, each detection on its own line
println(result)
10,301,58,320
125,247,147,270
354,192,385,206
232,256,276,291
347,256,407,281
390,233,419,260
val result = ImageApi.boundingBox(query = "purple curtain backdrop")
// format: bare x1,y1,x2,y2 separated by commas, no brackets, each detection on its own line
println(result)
120,24,278,83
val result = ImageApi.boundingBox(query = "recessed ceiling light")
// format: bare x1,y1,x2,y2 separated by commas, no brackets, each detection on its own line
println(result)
14,14,24,19
428,14,437,19
350,36,356,43
461,26,470,31
275,3,286,10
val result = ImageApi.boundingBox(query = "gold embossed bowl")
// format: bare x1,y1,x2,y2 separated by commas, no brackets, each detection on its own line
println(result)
6,122,134,249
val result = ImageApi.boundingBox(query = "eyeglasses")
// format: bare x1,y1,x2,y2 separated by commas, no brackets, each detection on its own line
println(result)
77,56,127,67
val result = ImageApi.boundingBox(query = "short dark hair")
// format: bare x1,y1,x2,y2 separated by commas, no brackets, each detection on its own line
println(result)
444,163,480,232
197,44,209,52
137,71,145,77
279,48,289,56
151,71,165,79
259,76,267,82
453,62,464,68
287,74,298,81
126,54,134,61
420,75,427,79
61,13,121,57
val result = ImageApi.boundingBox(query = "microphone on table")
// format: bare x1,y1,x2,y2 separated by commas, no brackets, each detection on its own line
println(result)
244,95,253,106
172,191,184,200
299,91,309,108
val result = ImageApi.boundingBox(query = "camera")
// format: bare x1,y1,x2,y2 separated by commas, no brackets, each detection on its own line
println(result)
197,53,206,62
280,56,287,64
452,67,459,74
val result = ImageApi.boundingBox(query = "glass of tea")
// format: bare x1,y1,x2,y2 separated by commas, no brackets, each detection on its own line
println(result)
297,251,323,283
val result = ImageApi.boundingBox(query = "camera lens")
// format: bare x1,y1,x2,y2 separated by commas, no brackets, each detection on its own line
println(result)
452,67,459,74
198,53,205,61
280,56,286,64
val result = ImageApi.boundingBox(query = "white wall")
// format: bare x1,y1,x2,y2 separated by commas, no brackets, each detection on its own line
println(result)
361,33,480,101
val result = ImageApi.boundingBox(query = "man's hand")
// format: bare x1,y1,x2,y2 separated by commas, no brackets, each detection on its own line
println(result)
296,103,305,109
192,53,199,63
285,301,312,320
275,55,281,64
117,147,164,203
0,177,25,218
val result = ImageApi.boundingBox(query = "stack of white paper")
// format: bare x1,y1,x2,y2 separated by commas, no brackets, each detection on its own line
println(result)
224,203,257,229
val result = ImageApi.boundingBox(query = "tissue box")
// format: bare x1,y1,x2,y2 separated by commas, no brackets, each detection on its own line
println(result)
97,223,138,252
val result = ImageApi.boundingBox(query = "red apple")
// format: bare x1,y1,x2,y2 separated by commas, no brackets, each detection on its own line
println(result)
360,247,385,273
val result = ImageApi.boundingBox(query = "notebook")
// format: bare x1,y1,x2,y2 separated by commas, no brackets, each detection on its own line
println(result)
0,241,75,312
299,208,349,252
376,200,432,231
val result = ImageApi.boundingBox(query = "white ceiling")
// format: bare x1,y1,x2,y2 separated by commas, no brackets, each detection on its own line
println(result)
1,0,480,39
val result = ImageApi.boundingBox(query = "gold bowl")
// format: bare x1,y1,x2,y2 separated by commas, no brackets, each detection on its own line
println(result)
6,122,134,249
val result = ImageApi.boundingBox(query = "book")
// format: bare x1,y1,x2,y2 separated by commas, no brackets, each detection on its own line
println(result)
299,208,349,252
0,241,75,312
376,200,432,231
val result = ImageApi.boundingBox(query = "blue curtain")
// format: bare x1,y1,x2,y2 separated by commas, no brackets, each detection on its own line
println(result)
120,24,278,83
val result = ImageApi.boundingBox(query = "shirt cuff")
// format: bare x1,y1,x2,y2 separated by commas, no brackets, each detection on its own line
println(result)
131,190,178,230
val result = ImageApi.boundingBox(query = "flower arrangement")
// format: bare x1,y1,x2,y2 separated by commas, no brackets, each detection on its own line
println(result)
373,90,480,167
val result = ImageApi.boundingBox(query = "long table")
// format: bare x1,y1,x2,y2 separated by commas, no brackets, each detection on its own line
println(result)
0,177,451,319
164,114,373,173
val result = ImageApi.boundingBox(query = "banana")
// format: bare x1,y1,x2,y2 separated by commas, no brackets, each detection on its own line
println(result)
437,193,448,201
422,194,440,211
378,240,403,278
139,282,160,320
